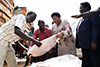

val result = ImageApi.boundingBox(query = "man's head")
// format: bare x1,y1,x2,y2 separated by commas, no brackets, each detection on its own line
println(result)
30,26,35,33
14,6,21,15
38,20,45,28
80,2,91,13
51,12,61,26
14,6,19,11
26,11,37,29
26,11,37,23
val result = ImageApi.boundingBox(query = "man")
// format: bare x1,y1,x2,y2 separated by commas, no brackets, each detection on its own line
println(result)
0,11,41,67
74,2,100,67
29,20,52,61
71,7,100,19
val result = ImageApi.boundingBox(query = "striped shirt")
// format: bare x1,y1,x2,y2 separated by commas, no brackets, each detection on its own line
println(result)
0,14,26,47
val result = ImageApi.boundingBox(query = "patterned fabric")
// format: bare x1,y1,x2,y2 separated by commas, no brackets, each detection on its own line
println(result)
0,14,26,47
52,19,76,56
29,27,52,48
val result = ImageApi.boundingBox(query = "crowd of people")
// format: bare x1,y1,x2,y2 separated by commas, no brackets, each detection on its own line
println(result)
0,1,100,67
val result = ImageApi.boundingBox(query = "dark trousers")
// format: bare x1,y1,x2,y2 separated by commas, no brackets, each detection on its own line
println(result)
24,55,29,65
24,55,37,66
82,48,100,67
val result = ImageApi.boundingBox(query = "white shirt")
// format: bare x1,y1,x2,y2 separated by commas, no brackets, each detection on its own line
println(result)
0,14,26,47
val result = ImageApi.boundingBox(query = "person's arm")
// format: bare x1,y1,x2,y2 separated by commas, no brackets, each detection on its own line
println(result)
82,9,100,18
56,20,72,38
71,14,82,18
71,9,100,19
15,41,24,50
61,20,72,37
90,15,100,50
14,26,41,47
15,41,29,51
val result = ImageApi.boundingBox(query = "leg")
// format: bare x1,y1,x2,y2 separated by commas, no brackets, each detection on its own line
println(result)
88,49,100,67
20,51,23,58
0,46,7,67
5,46,17,67
82,49,93,67
23,55,29,67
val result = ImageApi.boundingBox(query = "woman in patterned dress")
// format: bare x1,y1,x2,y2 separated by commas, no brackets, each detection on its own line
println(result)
51,12,76,56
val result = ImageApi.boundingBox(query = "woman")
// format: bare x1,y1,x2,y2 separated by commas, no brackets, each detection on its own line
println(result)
51,12,76,56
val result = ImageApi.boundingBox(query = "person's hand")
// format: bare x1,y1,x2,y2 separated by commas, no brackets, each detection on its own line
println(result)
36,41,42,47
91,43,97,50
71,14,82,18
56,33,63,38
26,48,29,51
32,40,42,47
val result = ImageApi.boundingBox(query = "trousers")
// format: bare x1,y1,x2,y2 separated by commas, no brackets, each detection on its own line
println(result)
0,45,17,67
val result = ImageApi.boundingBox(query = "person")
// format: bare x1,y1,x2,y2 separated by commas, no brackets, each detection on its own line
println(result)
14,6,20,15
71,7,100,19
0,11,42,67
51,12,76,56
73,2,100,67
23,27,36,67
29,20,52,62
27,27,35,46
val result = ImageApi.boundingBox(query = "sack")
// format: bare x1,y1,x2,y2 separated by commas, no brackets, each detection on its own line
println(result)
27,34,57,57
30,54,82,67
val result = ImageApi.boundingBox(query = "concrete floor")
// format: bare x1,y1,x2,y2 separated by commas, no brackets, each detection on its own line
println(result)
3,59,31,67
4,63,30,67
3,62,31,67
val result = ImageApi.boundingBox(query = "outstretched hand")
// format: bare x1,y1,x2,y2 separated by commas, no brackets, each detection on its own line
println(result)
71,14,82,18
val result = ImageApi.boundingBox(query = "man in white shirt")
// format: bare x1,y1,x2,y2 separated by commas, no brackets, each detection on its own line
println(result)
0,11,41,67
